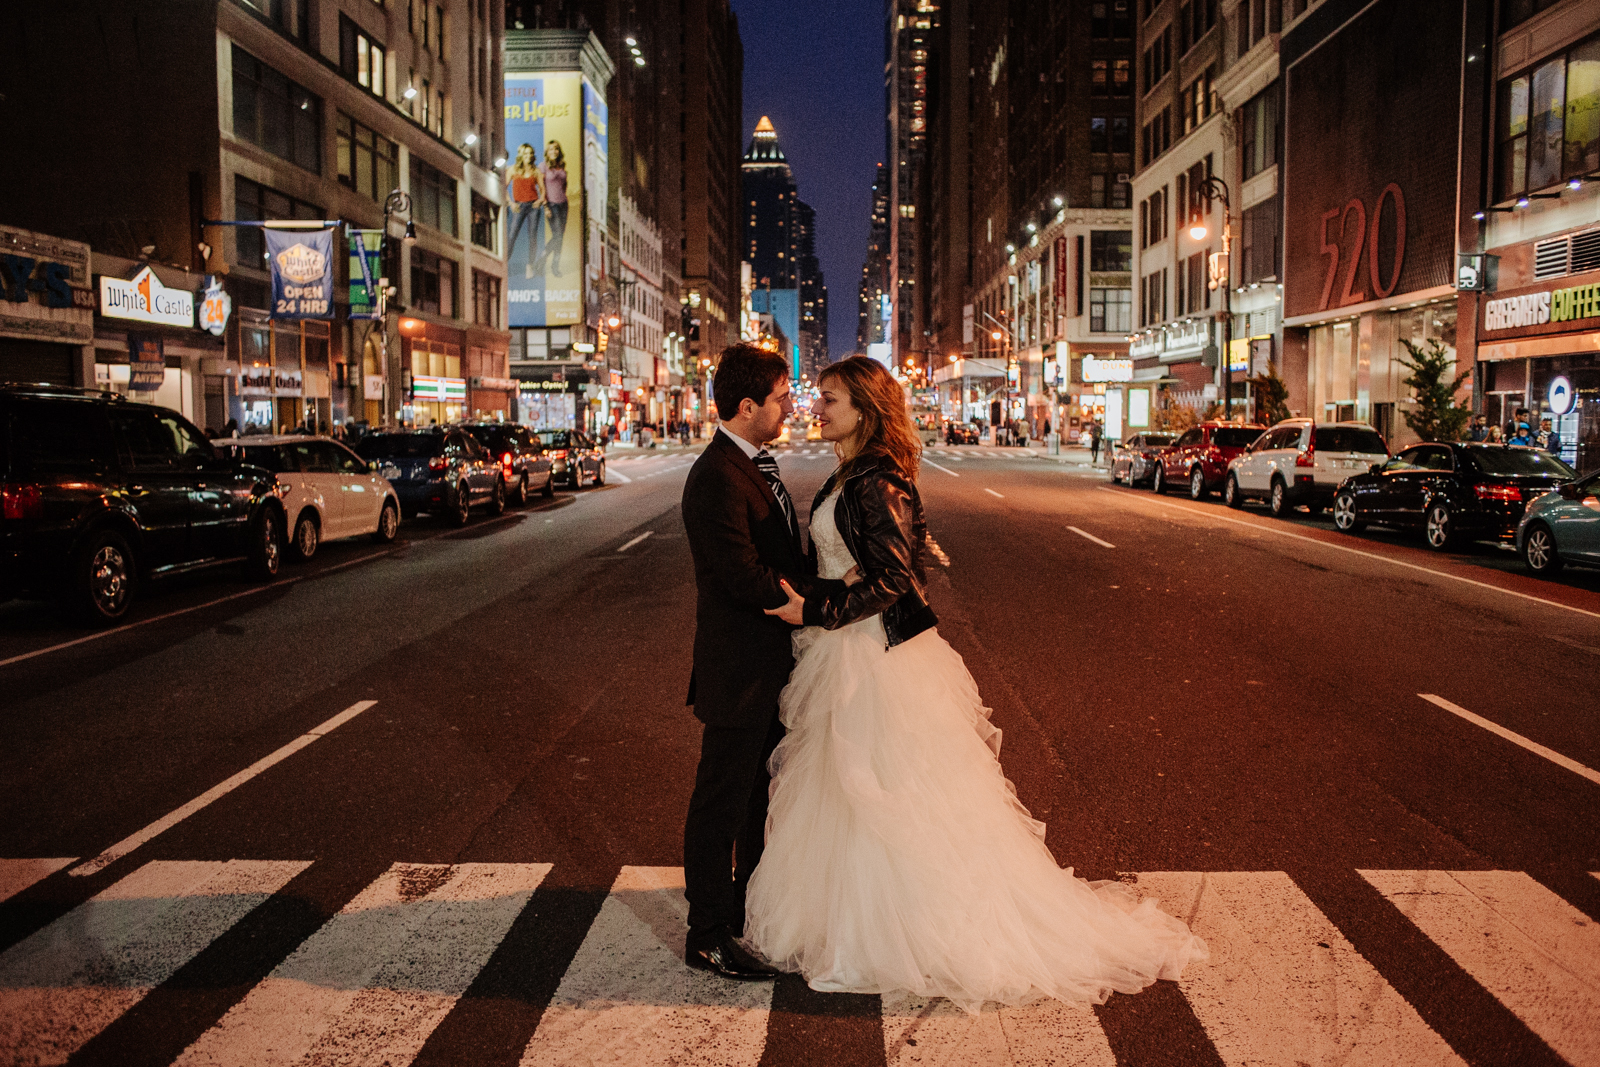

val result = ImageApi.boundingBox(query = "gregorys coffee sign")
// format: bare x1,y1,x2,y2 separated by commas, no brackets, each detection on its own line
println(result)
1481,278,1600,336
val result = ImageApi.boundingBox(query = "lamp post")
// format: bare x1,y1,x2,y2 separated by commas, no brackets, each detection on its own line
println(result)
380,189,415,428
1187,176,1233,420
981,310,1015,444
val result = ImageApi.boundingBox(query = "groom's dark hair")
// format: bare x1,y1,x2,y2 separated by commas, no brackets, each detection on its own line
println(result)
712,344,790,417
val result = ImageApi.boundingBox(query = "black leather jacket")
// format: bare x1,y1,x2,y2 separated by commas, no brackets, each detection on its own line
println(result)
801,460,937,648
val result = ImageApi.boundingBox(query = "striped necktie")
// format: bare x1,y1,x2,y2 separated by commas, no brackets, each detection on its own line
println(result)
752,449,797,535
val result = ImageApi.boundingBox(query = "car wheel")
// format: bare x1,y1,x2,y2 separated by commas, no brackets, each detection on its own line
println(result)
65,529,136,625
572,465,586,490
1189,467,1208,501
594,461,606,487
489,477,507,516
1225,474,1244,509
1332,491,1365,533
1522,522,1562,574
1269,478,1291,518
246,507,283,581
451,482,473,526
1152,464,1167,494
1424,501,1456,550
372,500,399,543
511,473,529,507
291,511,319,561
541,471,556,498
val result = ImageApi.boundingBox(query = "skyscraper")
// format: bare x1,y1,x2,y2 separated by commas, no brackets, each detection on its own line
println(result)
742,115,829,375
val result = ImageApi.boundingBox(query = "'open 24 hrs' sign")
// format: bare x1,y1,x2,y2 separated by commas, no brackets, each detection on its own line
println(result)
1317,183,1407,312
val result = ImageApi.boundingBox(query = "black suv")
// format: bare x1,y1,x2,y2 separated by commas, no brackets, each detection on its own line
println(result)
459,423,555,504
0,385,286,623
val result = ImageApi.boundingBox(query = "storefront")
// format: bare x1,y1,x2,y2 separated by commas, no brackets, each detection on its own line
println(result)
931,358,1007,428
401,319,467,426
516,374,586,429
0,225,94,386
1476,272,1600,474
94,256,226,426
227,308,331,433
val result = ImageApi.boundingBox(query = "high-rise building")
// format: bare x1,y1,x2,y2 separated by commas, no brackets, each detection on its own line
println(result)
885,0,940,368
795,199,830,381
857,163,892,354
742,115,830,377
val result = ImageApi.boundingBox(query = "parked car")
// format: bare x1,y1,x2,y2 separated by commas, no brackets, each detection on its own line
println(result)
1331,442,1576,550
459,423,555,505
1517,468,1600,574
1152,421,1267,499
535,429,606,488
215,436,400,559
354,429,505,524
0,384,285,623
805,418,824,441
1111,433,1176,487
944,421,980,445
1226,420,1391,516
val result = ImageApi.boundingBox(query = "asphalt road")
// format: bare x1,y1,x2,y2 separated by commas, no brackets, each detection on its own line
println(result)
1,442,1597,1067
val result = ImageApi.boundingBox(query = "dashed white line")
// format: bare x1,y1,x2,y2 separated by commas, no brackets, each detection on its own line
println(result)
69,700,379,877
924,459,960,478
1067,525,1116,549
1419,694,1600,786
984,488,1005,499
617,532,654,552
606,468,632,483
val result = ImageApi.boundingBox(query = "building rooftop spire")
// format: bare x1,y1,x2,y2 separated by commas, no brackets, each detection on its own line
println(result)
744,116,787,165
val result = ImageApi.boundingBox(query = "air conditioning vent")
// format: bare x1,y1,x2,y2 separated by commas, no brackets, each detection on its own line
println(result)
1570,228,1600,275
1533,236,1570,279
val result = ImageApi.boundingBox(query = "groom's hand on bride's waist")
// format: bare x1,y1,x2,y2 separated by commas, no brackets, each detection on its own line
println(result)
763,579,807,626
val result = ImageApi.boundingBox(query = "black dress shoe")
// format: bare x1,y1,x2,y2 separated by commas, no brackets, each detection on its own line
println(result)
686,933,781,979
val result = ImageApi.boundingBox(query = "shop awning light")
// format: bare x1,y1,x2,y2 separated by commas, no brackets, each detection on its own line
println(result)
1570,178,1584,190
1516,196,1531,207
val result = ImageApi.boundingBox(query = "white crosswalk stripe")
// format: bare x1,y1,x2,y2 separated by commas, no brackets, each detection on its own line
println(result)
0,859,310,1065
1361,869,1600,1067
520,866,772,1067
1134,871,1463,1067
177,862,551,1067
2,862,1596,1066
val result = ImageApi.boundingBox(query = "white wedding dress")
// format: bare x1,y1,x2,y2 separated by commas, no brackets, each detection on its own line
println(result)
744,487,1208,1013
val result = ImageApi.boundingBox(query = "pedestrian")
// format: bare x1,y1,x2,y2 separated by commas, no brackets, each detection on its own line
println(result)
1468,414,1488,442
1089,421,1103,463
223,418,239,438
1486,424,1504,443
1538,417,1561,454
1509,422,1535,446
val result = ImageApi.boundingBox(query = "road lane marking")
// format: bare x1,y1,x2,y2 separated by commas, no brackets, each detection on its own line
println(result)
606,468,632,483
520,866,772,1067
617,532,654,552
1418,694,1600,786
1101,488,1600,621
882,991,1115,1066
1135,870,1463,1067
0,859,310,1064
984,488,1005,498
1067,526,1116,549
0,859,75,903
69,700,379,878
1361,869,1600,1067
176,862,551,1067
925,460,960,478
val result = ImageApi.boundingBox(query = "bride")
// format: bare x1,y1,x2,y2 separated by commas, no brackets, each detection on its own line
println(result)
751,356,1207,1014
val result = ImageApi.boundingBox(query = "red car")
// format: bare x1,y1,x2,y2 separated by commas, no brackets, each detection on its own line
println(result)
1152,421,1267,500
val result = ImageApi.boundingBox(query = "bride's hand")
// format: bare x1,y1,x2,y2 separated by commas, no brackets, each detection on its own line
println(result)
842,565,864,587
764,579,806,625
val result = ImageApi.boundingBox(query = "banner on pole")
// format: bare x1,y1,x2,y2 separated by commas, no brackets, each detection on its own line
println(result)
266,227,334,319
127,332,165,393
348,230,382,320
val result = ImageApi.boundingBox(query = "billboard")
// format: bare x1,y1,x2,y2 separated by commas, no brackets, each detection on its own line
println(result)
1282,0,1461,319
505,72,584,326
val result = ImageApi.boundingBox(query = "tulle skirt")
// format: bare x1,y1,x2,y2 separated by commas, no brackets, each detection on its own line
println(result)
744,617,1208,1014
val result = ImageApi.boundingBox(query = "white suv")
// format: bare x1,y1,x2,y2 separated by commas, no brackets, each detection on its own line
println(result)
1225,419,1390,517
217,436,401,558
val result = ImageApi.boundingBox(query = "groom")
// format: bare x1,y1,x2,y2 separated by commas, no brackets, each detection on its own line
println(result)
681,343,828,979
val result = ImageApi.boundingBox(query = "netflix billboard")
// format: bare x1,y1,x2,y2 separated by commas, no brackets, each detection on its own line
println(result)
1282,0,1462,320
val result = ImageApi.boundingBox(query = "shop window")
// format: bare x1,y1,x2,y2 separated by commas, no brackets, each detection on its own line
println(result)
411,158,459,237
338,16,387,100
1495,35,1600,201
234,177,324,270
1090,230,1133,272
472,269,501,328
1090,288,1132,333
470,192,499,250
411,248,457,317
1241,87,1278,180
336,113,399,202
231,45,321,173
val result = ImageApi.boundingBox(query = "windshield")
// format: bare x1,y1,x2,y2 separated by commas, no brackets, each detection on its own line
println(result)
1212,428,1263,448
1314,427,1389,454
535,430,572,448
463,426,511,450
1465,447,1575,477
1142,434,1174,446
355,433,443,459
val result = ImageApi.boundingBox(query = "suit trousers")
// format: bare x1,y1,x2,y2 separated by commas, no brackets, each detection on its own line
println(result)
683,711,785,945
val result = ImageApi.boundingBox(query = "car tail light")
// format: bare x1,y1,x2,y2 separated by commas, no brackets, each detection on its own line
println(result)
501,451,514,471
427,455,447,471
1475,483,1522,502
548,448,568,460
2,483,44,520
1296,439,1315,468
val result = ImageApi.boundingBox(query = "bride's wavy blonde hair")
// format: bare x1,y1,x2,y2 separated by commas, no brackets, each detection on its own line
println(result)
820,356,921,483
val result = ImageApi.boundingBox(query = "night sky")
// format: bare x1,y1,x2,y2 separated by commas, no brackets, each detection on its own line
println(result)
730,0,883,360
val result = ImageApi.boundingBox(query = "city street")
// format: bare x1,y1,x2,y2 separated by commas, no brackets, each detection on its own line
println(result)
3,445,1597,1067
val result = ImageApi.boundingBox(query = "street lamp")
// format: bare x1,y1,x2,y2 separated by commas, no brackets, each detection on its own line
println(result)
379,189,414,428
1186,176,1234,420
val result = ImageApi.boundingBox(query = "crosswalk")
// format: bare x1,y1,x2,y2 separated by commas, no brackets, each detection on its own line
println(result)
1,860,1596,1066
605,448,1028,465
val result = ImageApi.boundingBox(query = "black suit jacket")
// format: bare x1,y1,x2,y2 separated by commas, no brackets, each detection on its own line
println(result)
682,431,831,728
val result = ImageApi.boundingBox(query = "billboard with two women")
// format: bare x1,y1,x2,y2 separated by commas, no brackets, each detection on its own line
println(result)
505,72,583,326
